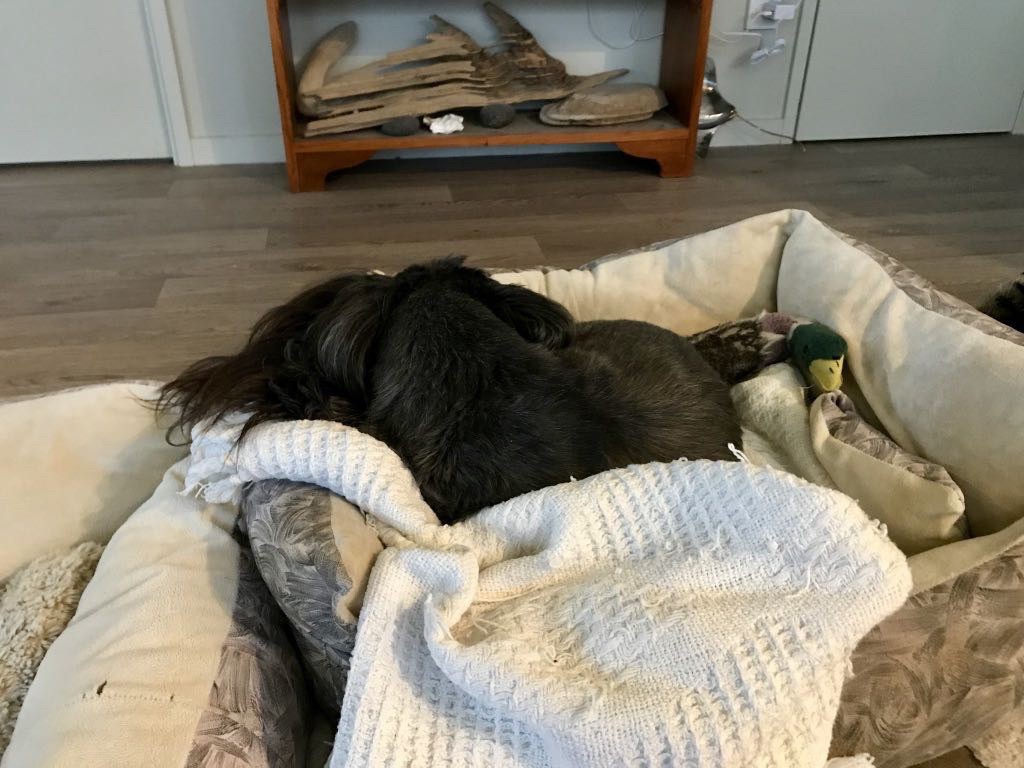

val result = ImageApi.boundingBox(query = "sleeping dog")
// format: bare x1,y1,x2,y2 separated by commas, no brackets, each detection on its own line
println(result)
159,258,741,523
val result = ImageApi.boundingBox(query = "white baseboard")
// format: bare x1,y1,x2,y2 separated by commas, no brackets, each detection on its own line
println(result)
188,135,285,165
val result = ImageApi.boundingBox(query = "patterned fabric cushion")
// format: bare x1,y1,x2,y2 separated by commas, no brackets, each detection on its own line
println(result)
817,237,1024,765
809,391,968,555
831,542,1024,768
969,705,1024,768
242,480,384,714
820,393,961,489
185,524,310,768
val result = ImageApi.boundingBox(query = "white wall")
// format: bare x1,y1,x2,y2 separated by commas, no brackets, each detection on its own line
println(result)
288,0,663,84
163,0,807,164
797,0,1024,140
0,0,170,163
164,0,283,164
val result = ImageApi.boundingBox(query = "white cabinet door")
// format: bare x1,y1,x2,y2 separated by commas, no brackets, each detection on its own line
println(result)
0,0,170,163
796,1,1024,140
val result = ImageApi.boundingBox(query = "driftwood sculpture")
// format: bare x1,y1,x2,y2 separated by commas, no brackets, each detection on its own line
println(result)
298,3,627,136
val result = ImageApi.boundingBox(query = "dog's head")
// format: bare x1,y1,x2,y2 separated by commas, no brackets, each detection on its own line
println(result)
158,257,574,441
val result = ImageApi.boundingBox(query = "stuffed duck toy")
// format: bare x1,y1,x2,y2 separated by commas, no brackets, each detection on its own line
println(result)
788,321,847,395
692,312,847,395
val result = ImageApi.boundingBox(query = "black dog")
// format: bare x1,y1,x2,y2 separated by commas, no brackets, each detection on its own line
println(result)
159,258,741,523
979,273,1024,333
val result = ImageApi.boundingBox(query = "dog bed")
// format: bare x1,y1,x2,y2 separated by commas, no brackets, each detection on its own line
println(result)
2,210,1023,768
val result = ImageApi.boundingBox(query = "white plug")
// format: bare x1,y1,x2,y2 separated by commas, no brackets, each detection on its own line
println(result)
750,36,786,63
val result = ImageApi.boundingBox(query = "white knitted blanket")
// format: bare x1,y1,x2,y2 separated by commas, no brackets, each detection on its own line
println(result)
186,418,909,768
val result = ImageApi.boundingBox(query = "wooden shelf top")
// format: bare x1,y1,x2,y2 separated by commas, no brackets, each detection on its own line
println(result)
294,111,689,153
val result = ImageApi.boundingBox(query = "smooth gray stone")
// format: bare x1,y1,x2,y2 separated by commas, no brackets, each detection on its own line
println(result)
479,104,515,129
379,116,421,136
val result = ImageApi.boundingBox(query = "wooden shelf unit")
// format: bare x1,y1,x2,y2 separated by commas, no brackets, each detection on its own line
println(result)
266,0,713,192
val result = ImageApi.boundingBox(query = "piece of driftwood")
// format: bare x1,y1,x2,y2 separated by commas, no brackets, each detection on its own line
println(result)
298,3,627,136
540,84,668,127
297,22,358,117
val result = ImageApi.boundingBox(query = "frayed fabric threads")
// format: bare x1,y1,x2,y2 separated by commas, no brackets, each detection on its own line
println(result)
183,416,911,768
728,442,752,463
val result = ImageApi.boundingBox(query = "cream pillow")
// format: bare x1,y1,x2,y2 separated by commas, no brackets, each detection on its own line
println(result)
494,209,791,335
0,382,185,581
810,392,967,555
778,222,1024,537
3,460,309,768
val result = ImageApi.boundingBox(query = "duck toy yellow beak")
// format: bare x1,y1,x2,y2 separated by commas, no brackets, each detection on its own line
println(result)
788,322,848,396
807,355,845,394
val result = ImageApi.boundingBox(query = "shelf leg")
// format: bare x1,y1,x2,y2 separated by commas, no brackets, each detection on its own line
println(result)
616,138,692,178
289,150,377,192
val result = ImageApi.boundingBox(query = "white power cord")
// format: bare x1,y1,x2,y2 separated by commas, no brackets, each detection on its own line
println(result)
586,0,663,50
749,36,786,62
735,111,798,142
627,0,663,42
713,0,801,62
583,0,801,145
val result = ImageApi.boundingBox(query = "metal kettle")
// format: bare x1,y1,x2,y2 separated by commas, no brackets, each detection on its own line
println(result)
697,57,736,157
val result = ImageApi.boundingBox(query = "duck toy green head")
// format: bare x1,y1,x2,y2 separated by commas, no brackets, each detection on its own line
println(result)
789,321,848,395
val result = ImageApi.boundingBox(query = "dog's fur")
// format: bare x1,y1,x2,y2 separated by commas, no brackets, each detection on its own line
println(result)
159,258,741,523
979,273,1024,333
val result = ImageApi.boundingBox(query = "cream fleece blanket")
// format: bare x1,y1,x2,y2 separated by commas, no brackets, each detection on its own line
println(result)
186,417,908,768
0,542,104,758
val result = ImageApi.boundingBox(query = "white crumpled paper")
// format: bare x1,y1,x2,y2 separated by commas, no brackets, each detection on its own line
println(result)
423,113,464,134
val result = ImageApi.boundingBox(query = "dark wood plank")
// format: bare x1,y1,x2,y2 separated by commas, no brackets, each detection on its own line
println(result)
0,276,166,318
0,135,1022,397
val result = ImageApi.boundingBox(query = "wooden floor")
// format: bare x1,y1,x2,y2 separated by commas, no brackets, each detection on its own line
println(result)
3,138,1018,766
1,134,1023,402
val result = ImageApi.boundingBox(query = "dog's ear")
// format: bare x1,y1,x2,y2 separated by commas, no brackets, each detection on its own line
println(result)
482,281,574,349
312,276,396,406
155,273,378,442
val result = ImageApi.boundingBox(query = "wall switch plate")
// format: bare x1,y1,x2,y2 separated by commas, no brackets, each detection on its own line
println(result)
746,0,798,30
773,4,798,20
